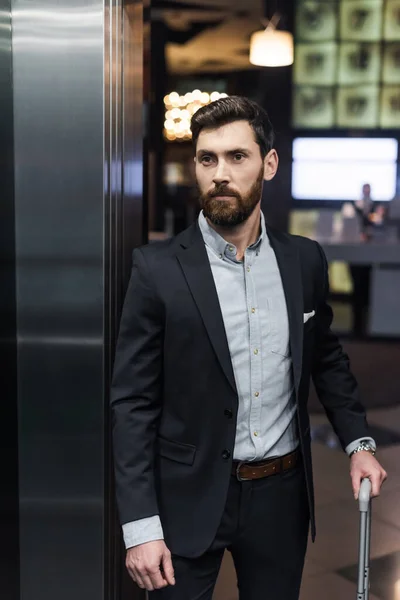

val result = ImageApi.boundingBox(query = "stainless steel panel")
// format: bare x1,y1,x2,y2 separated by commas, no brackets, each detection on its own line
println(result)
0,2,19,599
13,0,147,597
13,2,105,599
104,1,147,598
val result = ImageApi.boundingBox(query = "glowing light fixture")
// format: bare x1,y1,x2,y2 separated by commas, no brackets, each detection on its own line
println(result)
249,14,293,68
163,90,228,142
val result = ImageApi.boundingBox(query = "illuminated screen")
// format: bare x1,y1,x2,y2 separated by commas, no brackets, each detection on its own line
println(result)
292,137,398,202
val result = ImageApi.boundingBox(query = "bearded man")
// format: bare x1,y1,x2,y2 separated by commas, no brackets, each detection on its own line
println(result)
111,96,386,600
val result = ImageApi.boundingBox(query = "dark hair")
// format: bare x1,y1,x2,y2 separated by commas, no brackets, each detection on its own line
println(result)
190,95,275,159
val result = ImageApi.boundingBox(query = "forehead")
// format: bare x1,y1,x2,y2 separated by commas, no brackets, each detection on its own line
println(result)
196,120,257,153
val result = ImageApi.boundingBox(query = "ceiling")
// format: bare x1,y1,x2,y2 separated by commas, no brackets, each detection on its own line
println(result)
152,0,266,74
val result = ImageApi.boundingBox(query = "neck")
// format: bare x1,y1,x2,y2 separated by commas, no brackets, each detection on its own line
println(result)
206,205,262,261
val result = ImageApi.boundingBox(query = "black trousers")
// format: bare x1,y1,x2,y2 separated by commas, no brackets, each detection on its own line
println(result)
151,459,309,600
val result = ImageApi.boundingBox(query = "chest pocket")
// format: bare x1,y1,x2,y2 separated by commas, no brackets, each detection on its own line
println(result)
267,296,291,358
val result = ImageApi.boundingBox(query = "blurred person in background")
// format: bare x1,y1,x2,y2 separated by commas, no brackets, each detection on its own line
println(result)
354,183,386,239
351,183,387,337
111,97,387,599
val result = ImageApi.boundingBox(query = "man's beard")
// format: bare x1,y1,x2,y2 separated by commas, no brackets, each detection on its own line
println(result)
199,167,264,228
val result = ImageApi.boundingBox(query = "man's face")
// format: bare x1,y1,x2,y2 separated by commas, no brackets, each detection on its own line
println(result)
194,120,278,228
363,184,371,197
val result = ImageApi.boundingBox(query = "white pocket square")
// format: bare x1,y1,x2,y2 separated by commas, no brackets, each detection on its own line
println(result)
303,310,315,324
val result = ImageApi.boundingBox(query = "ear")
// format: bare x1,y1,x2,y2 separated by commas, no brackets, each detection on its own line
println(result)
263,149,279,181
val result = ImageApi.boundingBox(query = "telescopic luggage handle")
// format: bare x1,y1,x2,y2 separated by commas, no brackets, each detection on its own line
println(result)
357,478,372,600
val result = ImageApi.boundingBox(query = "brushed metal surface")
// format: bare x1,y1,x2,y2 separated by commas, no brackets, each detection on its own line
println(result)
13,2,105,599
104,1,147,598
12,0,146,598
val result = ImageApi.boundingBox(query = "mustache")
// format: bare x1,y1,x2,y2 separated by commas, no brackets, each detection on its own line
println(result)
209,186,238,197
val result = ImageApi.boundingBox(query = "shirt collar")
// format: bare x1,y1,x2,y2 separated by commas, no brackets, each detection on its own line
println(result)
198,210,267,259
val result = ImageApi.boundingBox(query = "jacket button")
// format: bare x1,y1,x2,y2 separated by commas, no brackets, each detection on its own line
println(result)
224,409,233,418
222,449,231,460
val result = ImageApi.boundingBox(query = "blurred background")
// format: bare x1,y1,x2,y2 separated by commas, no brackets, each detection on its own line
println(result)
2,0,400,599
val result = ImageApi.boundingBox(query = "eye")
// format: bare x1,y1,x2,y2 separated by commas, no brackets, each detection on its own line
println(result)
233,153,245,161
200,155,214,166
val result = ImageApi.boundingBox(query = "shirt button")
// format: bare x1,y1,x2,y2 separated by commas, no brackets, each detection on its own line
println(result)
228,246,234,252
254,431,258,437
222,449,231,460
219,253,223,259
224,409,233,419
254,391,259,397
247,266,250,272
254,348,259,355
251,308,256,314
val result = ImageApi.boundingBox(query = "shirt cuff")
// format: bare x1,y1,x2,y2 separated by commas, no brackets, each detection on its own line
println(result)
122,515,164,549
345,437,376,457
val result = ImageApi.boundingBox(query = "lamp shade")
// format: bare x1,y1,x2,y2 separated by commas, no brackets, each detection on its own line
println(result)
249,29,293,67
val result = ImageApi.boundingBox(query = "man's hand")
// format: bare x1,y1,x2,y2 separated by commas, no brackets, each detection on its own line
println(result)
350,451,387,500
126,540,175,591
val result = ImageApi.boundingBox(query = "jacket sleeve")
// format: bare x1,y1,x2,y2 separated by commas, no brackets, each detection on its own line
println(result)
111,248,164,525
311,242,371,450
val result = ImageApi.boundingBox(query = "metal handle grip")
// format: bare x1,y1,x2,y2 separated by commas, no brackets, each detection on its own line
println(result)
357,478,372,600
359,478,372,512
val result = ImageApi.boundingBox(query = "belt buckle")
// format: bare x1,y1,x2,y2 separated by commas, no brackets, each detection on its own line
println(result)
236,460,250,482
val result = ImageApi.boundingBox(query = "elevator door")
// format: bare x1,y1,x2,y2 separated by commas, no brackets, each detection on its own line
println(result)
11,0,147,599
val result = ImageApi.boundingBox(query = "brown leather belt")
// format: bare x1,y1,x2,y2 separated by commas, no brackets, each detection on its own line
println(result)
232,449,299,482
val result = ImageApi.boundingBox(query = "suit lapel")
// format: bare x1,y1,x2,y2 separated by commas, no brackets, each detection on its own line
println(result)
267,227,304,393
176,224,237,395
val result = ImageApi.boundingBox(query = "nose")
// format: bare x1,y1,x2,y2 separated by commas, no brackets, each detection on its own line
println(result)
212,160,230,185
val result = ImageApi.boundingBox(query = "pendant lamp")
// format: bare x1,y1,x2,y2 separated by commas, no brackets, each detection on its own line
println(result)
249,13,293,67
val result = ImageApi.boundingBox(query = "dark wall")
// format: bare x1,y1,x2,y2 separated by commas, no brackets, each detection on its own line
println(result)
148,19,169,232
258,65,294,233
226,64,294,232
230,1,295,231
219,3,295,231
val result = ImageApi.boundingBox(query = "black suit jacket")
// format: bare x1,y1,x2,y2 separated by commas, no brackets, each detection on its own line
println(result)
111,220,370,558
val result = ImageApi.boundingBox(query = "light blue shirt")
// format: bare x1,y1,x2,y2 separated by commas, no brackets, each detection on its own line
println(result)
122,212,375,548
198,210,299,461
